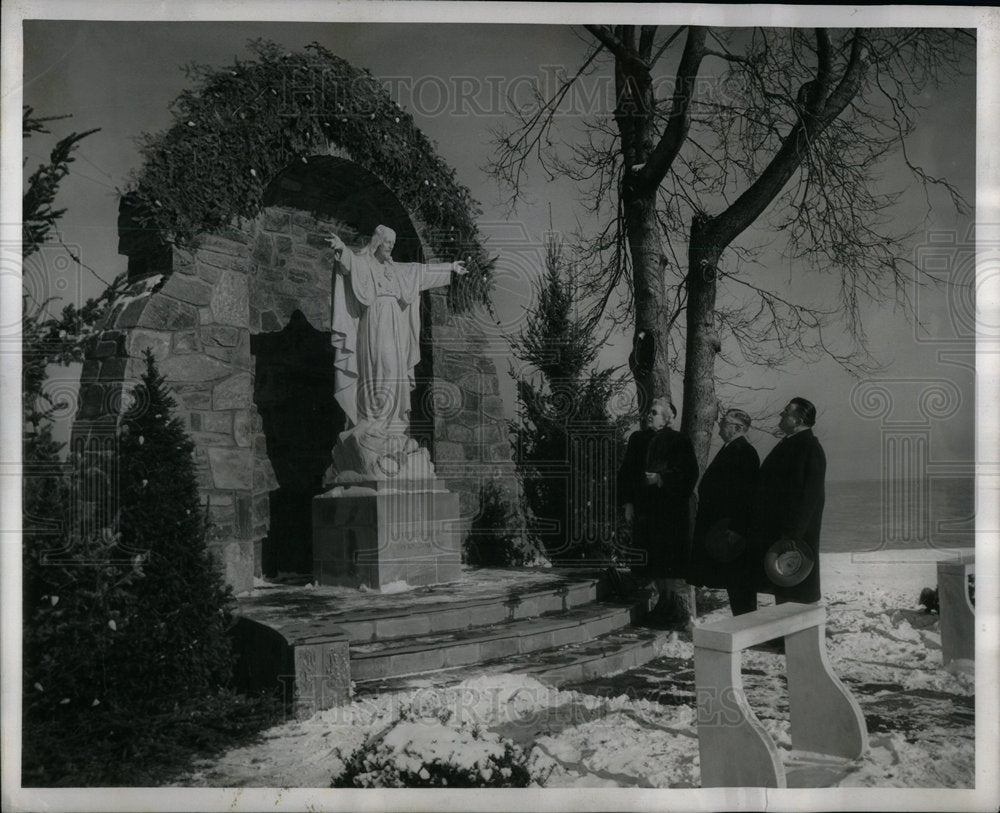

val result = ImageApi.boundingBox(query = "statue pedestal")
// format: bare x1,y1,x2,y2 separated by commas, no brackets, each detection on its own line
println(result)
312,478,463,589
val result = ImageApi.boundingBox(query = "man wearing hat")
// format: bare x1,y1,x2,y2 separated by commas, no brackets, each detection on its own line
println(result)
687,408,761,615
747,397,827,607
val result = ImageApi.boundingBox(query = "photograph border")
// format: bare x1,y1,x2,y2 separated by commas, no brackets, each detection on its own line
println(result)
2,2,997,811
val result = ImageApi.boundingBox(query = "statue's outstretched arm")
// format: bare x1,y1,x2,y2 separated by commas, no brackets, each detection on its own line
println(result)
419,259,469,291
327,233,351,274
328,232,346,253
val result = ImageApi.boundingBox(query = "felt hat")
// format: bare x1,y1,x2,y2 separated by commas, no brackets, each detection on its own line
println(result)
705,519,745,563
764,537,815,587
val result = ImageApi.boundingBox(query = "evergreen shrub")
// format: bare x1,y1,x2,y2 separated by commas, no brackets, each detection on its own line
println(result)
510,238,629,564
332,719,532,788
21,352,278,785
462,480,536,567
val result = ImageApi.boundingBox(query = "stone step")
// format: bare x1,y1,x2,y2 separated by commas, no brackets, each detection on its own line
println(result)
349,603,640,682
240,573,604,647
354,625,671,694
324,578,601,644
231,567,638,718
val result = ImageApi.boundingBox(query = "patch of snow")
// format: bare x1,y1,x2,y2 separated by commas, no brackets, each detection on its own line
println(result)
379,580,415,595
380,719,506,773
653,630,693,660
840,733,973,787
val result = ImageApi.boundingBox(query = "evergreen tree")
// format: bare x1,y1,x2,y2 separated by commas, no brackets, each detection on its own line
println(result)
21,106,122,714
25,351,235,717
113,350,235,703
511,237,629,563
463,480,533,567
21,106,96,555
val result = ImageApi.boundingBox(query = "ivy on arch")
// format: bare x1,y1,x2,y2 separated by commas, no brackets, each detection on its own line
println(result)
125,38,493,308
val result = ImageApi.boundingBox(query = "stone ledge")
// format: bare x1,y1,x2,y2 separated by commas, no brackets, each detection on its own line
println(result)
350,626,667,694
237,573,602,647
349,604,633,683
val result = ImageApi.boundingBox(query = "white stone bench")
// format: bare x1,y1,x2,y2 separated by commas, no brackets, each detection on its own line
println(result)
938,554,975,665
694,602,868,787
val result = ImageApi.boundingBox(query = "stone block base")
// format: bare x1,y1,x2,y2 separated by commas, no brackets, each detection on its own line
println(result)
312,479,462,589
938,555,975,665
292,638,351,718
230,616,350,719
210,537,255,595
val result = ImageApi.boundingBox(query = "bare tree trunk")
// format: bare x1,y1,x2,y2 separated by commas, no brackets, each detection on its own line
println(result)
681,213,721,471
625,193,671,414
615,28,672,416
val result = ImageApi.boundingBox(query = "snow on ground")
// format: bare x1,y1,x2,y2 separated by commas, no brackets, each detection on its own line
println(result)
179,549,975,789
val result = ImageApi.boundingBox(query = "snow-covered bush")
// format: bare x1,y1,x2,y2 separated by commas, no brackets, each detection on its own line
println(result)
332,718,532,788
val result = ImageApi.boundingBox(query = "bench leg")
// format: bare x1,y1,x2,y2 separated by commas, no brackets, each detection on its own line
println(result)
938,561,975,664
785,624,868,759
695,647,785,787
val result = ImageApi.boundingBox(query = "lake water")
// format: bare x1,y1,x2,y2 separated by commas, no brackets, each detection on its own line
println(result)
822,477,975,555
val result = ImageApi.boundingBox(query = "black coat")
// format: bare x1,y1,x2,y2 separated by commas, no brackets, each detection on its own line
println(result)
746,428,826,603
617,426,699,579
617,428,655,510
688,435,760,589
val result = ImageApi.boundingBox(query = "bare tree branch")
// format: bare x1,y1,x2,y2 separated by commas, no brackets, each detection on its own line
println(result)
708,29,867,249
584,25,649,72
634,27,707,194
487,42,606,209
648,26,687,69
487,24,973,461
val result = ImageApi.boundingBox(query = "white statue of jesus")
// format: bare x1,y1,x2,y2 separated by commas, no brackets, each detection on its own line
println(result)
328,225,467,479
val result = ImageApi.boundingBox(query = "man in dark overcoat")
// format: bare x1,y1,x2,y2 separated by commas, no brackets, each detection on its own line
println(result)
617,409,656,557
617,398,699,617
688,408,760,615
745,397,827,606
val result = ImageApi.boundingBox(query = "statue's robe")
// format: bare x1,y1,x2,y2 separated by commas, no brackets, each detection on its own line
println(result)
330,247,451,435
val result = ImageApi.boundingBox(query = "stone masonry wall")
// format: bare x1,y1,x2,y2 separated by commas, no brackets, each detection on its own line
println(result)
76,202,519,592
428,291,517,524
76,224,258,593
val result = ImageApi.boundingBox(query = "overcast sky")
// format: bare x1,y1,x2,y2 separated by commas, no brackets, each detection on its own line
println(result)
17,12,979,481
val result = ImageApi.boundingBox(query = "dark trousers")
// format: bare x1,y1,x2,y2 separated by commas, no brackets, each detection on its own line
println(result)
727,584,757,616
